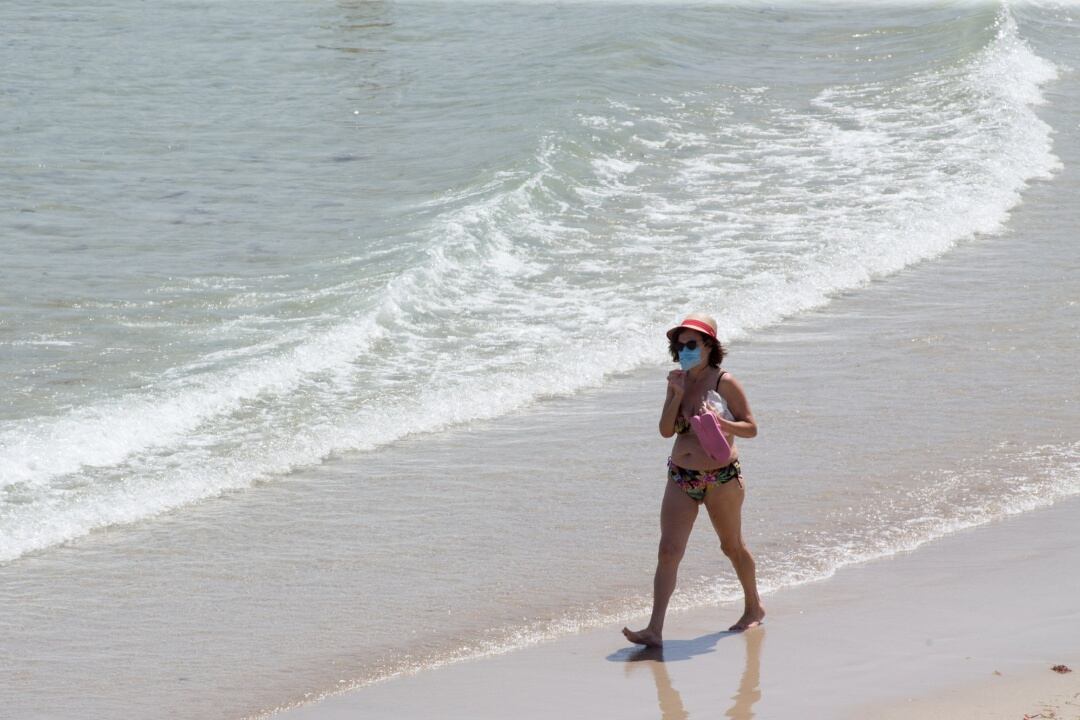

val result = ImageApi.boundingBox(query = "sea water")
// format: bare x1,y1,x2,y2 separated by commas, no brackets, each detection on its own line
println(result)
1,2,1078,718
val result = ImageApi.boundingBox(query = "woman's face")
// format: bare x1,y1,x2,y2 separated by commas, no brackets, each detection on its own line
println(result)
675,330,709,370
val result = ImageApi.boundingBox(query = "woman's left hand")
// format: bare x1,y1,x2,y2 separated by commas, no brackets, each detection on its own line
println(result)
698,406,731,433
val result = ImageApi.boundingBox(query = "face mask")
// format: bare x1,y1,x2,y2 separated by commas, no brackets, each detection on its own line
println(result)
679,346,702,371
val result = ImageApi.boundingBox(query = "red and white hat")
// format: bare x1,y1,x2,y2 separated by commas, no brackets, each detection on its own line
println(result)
666,313,718,342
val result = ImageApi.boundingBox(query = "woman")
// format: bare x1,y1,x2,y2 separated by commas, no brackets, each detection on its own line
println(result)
622,313,764,648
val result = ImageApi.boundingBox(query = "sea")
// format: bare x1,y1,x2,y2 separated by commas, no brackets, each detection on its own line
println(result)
1,1,1078,718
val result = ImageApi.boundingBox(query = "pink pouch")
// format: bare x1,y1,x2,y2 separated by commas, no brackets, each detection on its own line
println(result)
690,410,731,464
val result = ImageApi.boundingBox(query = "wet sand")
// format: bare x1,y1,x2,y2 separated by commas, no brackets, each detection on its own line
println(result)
270,496,1080,719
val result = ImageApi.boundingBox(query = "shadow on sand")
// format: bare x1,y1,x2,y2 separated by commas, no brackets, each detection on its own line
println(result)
606,628,764,720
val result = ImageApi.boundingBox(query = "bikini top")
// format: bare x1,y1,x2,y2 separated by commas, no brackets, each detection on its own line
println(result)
674,370,727,435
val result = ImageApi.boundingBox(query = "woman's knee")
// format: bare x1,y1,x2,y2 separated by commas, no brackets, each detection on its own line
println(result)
657,539,687,563
720,538,746,559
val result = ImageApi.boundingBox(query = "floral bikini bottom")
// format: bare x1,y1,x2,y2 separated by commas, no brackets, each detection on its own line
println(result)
667,457,742,502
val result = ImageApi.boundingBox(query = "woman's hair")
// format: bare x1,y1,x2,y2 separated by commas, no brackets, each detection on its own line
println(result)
668,331,726,367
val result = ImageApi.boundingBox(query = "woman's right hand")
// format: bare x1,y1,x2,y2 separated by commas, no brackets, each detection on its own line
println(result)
667,370,686,398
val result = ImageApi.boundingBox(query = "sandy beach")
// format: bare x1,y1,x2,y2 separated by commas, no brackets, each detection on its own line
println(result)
272,496,1080,720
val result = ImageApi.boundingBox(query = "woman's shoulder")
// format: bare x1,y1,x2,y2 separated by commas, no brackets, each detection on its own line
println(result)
715,368,744,389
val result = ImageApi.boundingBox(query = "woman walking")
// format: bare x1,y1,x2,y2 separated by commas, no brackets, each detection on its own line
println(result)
622,313,764,648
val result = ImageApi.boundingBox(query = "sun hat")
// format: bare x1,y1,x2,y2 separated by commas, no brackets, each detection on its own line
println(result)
666,313,718,342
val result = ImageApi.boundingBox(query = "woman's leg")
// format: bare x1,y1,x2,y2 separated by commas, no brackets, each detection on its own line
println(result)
622,478,700,647
703,476,765,631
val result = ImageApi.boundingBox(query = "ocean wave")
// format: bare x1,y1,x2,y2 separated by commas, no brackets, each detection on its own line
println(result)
0,6,1063,563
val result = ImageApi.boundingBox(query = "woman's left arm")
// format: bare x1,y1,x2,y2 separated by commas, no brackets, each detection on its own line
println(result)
717,373,758,439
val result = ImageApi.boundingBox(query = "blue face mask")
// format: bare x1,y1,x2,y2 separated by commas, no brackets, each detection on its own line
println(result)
678,346,702,371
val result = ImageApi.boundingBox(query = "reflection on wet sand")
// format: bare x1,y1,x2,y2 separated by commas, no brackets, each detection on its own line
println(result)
613,628,764,720
618,644,689,720
649,657,690,720
726,627,763,720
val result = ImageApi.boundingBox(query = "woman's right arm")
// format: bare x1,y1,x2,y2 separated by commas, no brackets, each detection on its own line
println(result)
659,371,684,438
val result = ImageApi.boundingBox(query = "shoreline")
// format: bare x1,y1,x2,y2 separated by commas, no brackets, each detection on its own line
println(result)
271,495,1080,719
6,177,1076,719
7,167,1077,720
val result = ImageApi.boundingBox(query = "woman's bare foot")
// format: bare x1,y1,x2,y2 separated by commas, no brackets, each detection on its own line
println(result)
622,626,663,648
728,605,765,632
